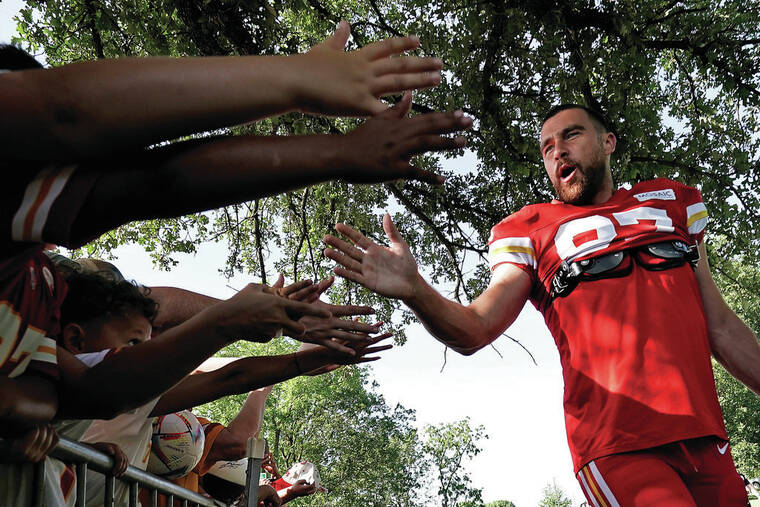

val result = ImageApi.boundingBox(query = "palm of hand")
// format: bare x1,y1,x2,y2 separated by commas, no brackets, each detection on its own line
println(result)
362,241,417,299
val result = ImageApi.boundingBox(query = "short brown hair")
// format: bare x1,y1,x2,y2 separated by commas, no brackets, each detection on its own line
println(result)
60,270,158,327
542,104,613,134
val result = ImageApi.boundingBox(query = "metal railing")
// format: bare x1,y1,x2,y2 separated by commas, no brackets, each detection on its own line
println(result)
17,436,265,506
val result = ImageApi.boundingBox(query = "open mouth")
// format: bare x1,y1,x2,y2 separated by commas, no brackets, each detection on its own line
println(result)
558,164,576,182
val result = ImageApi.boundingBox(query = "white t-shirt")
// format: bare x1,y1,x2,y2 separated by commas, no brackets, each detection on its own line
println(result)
79,351,159,506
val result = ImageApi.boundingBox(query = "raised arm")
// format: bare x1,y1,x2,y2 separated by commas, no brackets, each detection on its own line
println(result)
694,242,760,395
147,287,220,334
65,93,470,248
1,22,443,161
149,333,391,416
324,214,532,354
202,386,274,464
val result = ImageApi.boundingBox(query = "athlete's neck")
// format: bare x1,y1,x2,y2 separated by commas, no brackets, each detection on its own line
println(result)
591,169,614,204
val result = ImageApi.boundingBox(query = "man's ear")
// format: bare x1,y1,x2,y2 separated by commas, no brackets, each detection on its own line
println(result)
61,323,87,353
603,131,617,156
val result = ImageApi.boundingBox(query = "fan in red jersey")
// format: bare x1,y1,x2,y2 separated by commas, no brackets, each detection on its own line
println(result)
325,105,759,506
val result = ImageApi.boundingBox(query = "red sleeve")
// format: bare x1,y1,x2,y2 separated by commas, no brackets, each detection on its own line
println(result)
677,184,708,244
487,211,538,283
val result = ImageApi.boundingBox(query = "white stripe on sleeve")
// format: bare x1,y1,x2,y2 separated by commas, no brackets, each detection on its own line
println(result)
11,165,76,242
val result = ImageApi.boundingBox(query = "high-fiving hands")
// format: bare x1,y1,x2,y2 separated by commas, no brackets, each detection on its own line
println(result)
268,274,388,356
340,92,471,185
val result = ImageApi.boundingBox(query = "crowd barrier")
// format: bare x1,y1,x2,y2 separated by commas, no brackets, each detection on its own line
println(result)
13,436,265,507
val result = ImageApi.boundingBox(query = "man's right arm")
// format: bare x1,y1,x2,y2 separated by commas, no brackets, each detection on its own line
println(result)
403,265,532,355
324,214,532,355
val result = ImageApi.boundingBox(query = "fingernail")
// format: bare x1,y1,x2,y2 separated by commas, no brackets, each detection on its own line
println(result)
437,175,447,184
410,35,420,43
433,58,443,67
431,73,442,84
455,137,466,147
453,109,463,118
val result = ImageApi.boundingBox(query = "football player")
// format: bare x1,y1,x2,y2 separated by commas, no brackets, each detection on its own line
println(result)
324,104,760,506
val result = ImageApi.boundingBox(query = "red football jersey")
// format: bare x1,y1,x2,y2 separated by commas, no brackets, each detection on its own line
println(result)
488,178,726,472
0,245,66,379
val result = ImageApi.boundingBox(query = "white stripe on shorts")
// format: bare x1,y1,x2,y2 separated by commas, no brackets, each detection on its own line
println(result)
578,470,601,507
589,460,620,507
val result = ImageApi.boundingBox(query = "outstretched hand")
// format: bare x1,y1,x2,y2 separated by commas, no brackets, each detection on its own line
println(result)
287,479,318,497
292,299,378,355
267,274,379,354
214,283,331,342
298,332,393,373
297,20,444,116
271,274,334,304
324,214,420,299
340,92,472,185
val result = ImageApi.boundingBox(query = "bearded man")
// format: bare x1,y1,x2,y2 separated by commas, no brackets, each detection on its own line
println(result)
323,105,760,506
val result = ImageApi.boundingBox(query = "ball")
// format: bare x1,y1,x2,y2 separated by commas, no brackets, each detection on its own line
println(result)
147,410,206,479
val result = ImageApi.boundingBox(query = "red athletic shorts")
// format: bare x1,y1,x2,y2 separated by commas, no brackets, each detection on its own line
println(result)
576,437,748,506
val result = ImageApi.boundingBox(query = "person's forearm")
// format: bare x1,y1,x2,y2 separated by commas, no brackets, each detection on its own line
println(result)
152,350,334,417
205,387,274,463
137,134,351,217
148,286,220,333
225,386,274,439
200,351,330,397
1,56,303,161
0,377,58,432
710,316,760,395
403,274,498,355
278,488,297,504
70,135,351,246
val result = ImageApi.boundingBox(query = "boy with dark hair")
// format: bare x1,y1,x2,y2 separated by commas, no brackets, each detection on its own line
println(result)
2,267,389,505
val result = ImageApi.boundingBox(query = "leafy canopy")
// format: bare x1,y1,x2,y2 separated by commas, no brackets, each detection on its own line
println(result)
14,1,760,339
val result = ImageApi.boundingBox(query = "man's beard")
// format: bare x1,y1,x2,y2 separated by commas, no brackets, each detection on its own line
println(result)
554,153,606,206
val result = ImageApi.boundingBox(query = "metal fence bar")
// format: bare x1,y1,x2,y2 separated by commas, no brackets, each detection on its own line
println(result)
31,461,45,507
75,462,87,506
244,437,266,507
104,474,115,506
128,482,138,507
48,437,219,506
